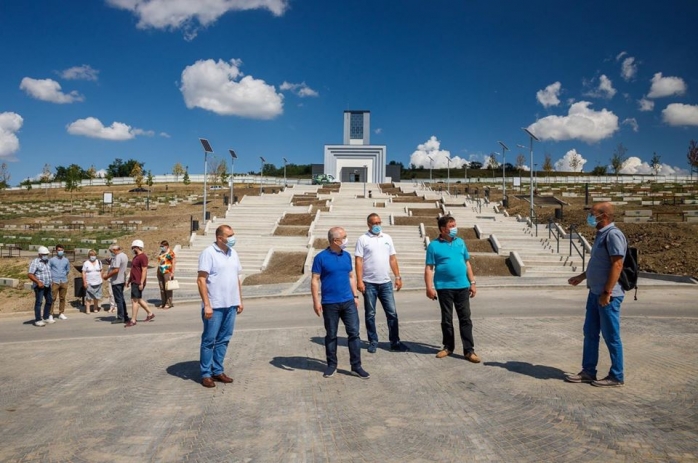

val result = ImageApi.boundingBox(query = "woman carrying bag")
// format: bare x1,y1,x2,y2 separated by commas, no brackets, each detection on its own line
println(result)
157,240,176,309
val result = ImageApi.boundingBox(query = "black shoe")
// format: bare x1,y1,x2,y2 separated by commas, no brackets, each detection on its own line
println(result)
111,317,125,324
323,366,336,378
367,342,378,354
390,342,410,352
351,367,370,379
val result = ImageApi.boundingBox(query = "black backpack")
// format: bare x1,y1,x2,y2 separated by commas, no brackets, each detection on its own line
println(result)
605,231,639,300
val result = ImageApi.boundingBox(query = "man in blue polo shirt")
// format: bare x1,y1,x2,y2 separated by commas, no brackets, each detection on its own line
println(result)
424,215,481,363
197,224,244,388
311,227,370,379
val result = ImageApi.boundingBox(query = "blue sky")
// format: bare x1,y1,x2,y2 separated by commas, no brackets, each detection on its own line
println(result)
1,0,697,184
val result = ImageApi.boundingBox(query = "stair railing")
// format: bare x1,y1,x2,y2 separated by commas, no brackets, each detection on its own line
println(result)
548,218,561,253
568,224,587,272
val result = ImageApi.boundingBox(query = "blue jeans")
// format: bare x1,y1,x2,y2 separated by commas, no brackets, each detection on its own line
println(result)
33,286,52,322
111,283,129,321
582,292,624,382
200,306,237,378
363,281,400,346
322,300,362,369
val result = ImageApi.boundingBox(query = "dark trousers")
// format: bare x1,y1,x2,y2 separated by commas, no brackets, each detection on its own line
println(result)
33,286,52,322
111,283,129,321
322,300,362,369
436,288,475,354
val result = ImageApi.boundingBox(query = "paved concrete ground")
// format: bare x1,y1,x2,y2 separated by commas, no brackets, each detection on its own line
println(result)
1,287,697,462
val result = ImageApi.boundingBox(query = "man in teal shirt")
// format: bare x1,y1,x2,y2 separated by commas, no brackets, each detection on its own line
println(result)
424,215,480,363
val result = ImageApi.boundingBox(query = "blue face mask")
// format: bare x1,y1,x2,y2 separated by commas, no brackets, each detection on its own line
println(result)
57,251,64,257
227,236,236,248
586,214,598,227
371,225,382,235
448,227,458,238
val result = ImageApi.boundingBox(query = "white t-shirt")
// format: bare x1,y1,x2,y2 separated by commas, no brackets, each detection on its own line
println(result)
354,231,396,284
83,260,103,286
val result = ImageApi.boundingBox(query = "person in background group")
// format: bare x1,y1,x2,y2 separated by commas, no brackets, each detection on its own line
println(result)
28,246,53,327
125,239,153,327
566,202,627,388
48,244,70,321
424,215,481,363
355,213,409,353
103,244,130,325
82,249,103,314
311,227,370,379
197,225,244,388
157,240,176,309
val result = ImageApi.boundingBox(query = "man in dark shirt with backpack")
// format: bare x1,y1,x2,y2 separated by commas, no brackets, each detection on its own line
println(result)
566,202,627,388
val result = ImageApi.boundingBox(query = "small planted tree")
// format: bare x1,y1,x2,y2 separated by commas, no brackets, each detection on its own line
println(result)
610,143,628,176
146,170,154,188
0,162,10,189
542,153,554,176
130,163,144,188
650,152,662,176
172,162,185,181
86,164,97,186
105,171,113,187
687,140,698,181
183,170,191,185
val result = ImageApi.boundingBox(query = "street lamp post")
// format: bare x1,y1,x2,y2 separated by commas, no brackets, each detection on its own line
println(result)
498,141,509,207
522,128,540,220
259,156,266,196
282,157,288,187
427,156,434,183
228,149,237,210
363,164,368,198
199,138,214,227
446,156,451,195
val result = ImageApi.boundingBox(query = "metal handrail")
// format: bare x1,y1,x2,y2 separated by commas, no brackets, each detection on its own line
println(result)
530,209,539,237
568,224,587,272
548,218,561,254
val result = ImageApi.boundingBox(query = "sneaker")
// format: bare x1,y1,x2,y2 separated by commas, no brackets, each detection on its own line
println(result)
58,314,68,320
111,318,125,325
351,367,370,379
390,342,410,352
145,313,155,322
367,342,378,354
124,320,137,328
565,370,597,383
464,351,481,363
591,376,624,388
323,366,336,378
34,320,46,327
435,348,452,358
45,315,55,324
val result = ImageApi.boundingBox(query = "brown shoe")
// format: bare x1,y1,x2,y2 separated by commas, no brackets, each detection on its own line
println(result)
201,377,216,388
435,349,452,358
212,373,234,384
465,351,481,363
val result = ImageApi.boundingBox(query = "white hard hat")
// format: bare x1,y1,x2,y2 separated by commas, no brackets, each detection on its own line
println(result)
38,246,50,255
131,239,144,249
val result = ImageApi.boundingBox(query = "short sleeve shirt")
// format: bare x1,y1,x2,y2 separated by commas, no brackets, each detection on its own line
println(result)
198,243,242,308
587,223,627,297
109,252,128,284
82,260,103,286
354,231,396,284
130,253,148,284
425,237,471,290
158,249,175,274
312,248,354,304
28,258,52,288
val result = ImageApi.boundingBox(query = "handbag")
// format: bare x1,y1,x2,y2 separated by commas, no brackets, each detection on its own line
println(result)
165,279,179,290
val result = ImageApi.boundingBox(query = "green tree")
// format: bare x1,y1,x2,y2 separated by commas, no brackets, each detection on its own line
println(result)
146,170,154,187
591,165,608,176
64,164,83,208
0,162,10,189
105,171,113,186
610,143,628,175
108,158,144,178
183,170,191,185
54,164,88,182
86,164,97,186
650,152,661,176
687,140,698,180
20,178,33,190
172,162,185,181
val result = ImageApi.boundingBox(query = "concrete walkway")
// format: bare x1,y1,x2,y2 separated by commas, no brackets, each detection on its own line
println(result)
1,286,697,462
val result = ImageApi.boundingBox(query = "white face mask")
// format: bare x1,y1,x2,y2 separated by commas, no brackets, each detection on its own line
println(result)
339,237,348,250
89,256,97,262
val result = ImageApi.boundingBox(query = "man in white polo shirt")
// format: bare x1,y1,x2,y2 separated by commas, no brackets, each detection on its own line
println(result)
197,224,244,388
355,213,409,353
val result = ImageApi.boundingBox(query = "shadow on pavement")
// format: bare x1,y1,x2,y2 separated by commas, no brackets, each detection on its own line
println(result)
484,361,565,380
166,360,201,383
270,356,327,373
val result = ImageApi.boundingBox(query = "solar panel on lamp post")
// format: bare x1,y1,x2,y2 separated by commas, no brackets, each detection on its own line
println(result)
259,156,266,196
283,157,288,187
199,138,214,227
522,128,540,221
228,149,237,211
498,141,509,208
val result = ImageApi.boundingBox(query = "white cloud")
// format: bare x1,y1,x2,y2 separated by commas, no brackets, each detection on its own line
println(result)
554,149,587,172
622,118,639,132
60,65,99,81
19,77,84,103
408,136,468,169
661,103,698,126
620,56,637,81
66,117,149,140
279,81,319,97
180,58,283,119
374,128,382,135
647,72,687,98
159,132,171,138
620,157,689,176
526,101,619,143
584,74,616,99
0,112,23,159
106,0,289,39
638,98,654,111
536,82,561,107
